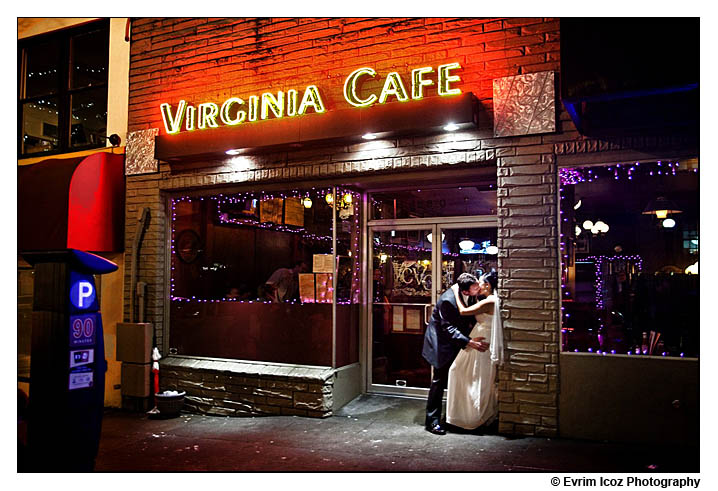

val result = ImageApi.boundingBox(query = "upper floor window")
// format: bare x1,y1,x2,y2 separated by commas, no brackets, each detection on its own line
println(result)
18,20,109,157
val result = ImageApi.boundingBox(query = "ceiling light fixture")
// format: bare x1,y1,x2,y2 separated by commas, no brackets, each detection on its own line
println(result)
459,239,475,251
225,148,242,155
642,196,682,220
362,133,377,140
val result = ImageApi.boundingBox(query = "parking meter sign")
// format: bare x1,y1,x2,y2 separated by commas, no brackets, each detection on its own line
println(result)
69,367,94,390
70,349,94,368
69,313,97,347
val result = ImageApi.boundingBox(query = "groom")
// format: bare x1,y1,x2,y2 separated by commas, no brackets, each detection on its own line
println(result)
422,273,489,435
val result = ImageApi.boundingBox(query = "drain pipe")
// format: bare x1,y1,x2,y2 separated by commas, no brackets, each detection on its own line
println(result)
129,208,151,323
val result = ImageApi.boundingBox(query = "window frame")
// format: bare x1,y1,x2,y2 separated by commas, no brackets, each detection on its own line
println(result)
18,19,110,157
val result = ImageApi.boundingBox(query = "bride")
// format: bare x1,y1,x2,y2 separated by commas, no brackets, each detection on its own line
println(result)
446,271,504,430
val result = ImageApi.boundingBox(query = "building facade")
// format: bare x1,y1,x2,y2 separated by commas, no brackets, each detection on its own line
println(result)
122,17,698,442
18,18,131,408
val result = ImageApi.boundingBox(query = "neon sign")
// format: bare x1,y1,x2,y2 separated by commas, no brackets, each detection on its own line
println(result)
160,63,462,135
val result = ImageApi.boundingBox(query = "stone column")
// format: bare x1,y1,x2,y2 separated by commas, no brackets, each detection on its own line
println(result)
496,153,560,437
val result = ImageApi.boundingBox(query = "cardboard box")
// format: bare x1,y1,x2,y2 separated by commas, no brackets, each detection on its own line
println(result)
116,322,152,363
121,362,151,397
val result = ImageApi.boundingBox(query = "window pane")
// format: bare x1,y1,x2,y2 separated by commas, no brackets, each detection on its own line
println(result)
24,42,60,98
370,182,496,220
169,187,354,366
371,228,433,388
70,27,109,89
22,98,59,154
560,160,699,358
70,88,107,148
334,190,362,366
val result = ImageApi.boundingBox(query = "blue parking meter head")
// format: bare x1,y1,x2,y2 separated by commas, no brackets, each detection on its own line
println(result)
21,249,118,275
68,249,118,275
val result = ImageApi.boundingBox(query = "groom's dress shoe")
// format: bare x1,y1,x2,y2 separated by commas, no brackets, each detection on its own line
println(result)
425,423,447,435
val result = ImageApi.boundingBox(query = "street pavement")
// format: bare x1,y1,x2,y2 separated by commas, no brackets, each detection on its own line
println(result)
93,394,699,473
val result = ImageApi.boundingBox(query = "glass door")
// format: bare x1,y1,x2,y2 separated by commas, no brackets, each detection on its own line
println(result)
367,218,498,396
368,225,437,395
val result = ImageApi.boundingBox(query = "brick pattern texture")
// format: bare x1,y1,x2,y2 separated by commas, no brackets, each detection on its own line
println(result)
126,17,566,435
160,359,334,417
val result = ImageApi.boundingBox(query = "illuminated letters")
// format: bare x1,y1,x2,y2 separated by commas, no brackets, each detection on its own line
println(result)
411,66,434,99
160,100,187,134
298,85,325,115
220,97,246,126
185,105,196,131
378,72,409,104
438,62,462,96
248,95,259,122
261,91,284,120
159,62,463,135
286,89,298,117
78,281,93,308
343,63,462,107
344,67,378,107
198,103,219,129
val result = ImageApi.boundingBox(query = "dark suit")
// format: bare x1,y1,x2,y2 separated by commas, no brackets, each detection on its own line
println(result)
422,288,476,428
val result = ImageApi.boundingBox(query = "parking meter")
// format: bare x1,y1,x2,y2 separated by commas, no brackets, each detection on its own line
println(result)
22,249,118,472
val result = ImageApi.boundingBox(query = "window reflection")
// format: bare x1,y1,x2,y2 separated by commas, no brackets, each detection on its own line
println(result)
71,88,108,148
22,99,59,154
24,41,59,98
70,28,110,89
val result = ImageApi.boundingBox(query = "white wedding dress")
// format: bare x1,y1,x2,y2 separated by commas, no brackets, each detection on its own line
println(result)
446,295,504,430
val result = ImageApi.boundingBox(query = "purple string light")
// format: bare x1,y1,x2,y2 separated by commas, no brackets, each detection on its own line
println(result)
558,160,694,185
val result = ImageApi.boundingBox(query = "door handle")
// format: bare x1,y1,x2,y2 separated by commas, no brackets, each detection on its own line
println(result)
424,303,434,325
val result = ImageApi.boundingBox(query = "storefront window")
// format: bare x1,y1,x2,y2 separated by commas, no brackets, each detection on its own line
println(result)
559,159,699,358
169,186,361,367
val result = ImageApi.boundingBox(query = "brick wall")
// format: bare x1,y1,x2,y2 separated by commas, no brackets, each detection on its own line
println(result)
128,17,559,133
125,17,565,434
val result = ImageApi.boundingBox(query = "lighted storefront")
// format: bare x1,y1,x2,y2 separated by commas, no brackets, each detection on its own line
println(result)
121,17,698,443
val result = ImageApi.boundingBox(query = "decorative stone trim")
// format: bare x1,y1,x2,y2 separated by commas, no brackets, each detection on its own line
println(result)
125,128,160,175
159,356,335,418
493,71,556,138
553,134,698,156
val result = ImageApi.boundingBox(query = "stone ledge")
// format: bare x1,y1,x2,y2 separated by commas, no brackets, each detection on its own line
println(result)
160,356,335,418
161,356,335,382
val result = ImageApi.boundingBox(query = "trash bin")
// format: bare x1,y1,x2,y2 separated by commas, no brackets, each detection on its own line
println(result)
154,391,186,418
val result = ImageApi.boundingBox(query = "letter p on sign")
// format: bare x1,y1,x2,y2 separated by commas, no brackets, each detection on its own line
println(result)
78,281,93,308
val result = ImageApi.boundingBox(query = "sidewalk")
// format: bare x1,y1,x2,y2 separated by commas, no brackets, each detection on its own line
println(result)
94,394,699,472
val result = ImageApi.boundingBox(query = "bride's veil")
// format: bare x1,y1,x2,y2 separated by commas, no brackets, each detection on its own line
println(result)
490,293,505,366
